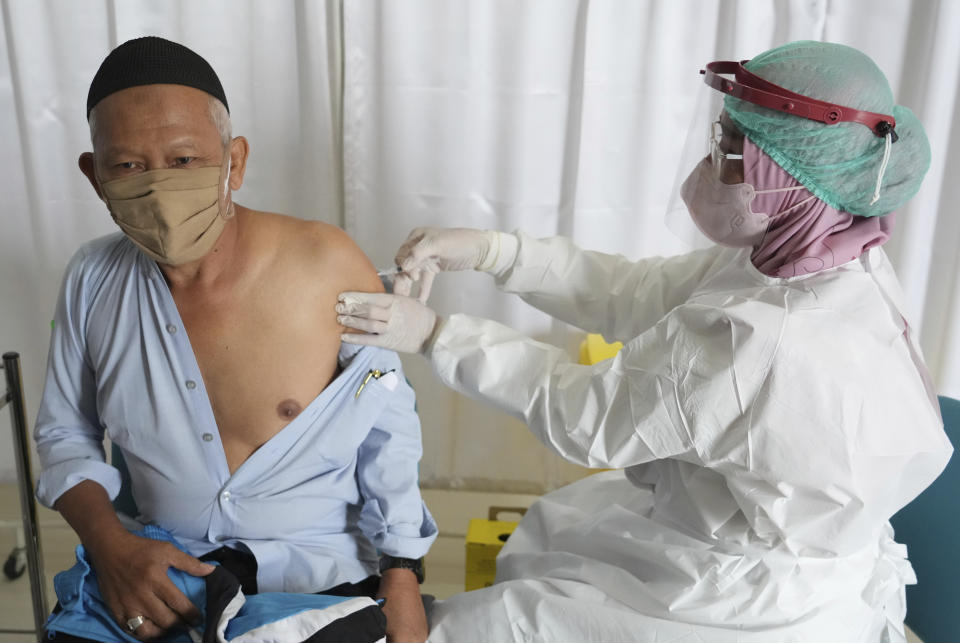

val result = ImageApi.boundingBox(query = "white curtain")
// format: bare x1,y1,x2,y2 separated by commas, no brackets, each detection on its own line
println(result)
2,1,958,492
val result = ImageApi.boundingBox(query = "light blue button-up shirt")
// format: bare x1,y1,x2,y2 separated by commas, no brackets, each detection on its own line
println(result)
34,233,437,593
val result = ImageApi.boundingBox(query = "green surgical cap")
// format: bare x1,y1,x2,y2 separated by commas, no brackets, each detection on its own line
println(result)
724,41,930,216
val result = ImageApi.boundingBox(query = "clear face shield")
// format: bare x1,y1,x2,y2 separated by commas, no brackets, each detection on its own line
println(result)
664,84,747,248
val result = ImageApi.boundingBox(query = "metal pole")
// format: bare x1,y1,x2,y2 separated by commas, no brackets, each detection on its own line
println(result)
3,352,49,640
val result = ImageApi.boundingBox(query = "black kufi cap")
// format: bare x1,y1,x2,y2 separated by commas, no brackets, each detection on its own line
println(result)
86,36,228,118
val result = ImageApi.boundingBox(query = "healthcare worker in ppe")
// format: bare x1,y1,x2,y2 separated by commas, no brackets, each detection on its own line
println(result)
337,41,953,642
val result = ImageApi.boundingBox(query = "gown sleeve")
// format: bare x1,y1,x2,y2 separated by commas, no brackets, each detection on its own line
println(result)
427,299,758,469
494,231,726,342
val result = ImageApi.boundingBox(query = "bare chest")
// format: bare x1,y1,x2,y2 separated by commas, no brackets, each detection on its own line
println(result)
175,293,342,474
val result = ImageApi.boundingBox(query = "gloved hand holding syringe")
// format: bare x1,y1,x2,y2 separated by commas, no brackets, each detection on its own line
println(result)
340,228,518,352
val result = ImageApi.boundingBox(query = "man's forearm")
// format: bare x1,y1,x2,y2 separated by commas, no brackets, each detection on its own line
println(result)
377,568,427,643
54,479,130,556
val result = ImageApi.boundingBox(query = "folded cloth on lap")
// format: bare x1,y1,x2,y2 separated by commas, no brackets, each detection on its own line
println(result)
45,525,386,643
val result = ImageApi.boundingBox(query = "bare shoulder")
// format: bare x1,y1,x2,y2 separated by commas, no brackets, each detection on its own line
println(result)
269,214,384,294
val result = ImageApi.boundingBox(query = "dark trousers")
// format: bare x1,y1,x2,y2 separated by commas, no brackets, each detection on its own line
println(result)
46,546,380,641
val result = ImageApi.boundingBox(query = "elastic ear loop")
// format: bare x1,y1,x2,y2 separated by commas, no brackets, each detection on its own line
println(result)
870,133,893,205
754,185,807,195
93,163,109,204
223,157,231,198
222,157,235,217
772,194,818,217
752,185,816,218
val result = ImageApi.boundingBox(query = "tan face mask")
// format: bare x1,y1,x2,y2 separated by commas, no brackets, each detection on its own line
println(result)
100,160,231,265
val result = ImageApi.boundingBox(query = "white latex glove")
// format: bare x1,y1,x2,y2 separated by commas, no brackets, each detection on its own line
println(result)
338,292,440,354
392,227,518,302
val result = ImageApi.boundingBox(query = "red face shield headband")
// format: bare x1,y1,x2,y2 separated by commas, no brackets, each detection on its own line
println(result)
701,60,897,141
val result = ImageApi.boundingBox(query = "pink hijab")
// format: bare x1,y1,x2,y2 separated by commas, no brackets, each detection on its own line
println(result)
744,137,895,278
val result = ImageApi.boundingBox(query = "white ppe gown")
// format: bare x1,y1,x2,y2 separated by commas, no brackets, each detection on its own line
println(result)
425,233,952,643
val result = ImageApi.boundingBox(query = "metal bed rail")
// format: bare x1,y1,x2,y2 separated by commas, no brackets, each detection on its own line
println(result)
1,351,49,641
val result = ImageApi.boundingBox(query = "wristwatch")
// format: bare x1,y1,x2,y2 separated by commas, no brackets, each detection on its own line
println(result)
379,555,425,584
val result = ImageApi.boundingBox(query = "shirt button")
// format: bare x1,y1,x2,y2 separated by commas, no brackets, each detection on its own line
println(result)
185,380,197,390
166,324,177,334
202,433,214,442
222,490,231,501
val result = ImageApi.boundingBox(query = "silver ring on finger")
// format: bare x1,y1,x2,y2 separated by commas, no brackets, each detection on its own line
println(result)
126,614,147,632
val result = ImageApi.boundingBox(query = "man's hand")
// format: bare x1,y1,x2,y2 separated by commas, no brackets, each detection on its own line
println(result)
378,568,428,643
54,480,214,640
338,292,440,354
86,530,215,640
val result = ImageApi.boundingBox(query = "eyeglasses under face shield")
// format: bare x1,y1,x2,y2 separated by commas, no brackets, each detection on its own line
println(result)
709,119,743,181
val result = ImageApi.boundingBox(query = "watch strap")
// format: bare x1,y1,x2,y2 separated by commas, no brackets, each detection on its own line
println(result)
378,555,424,584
